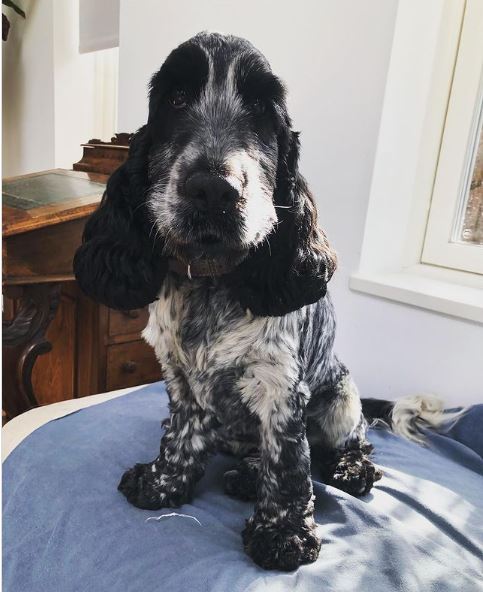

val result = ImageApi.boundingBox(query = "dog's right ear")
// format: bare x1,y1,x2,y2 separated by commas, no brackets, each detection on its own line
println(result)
73,126,167,310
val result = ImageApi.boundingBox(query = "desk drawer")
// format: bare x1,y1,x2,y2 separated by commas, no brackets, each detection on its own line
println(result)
3,218,85,283
106,340,160,390
108,307,149,337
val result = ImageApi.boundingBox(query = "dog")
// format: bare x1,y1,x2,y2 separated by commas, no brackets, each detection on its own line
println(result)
74,32,453,571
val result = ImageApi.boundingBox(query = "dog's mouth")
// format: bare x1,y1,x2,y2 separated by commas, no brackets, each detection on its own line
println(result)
197,233,223,248
169,232,248,277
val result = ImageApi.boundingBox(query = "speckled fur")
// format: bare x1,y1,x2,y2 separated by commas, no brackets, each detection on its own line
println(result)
75,32,381,572
118,275,380,570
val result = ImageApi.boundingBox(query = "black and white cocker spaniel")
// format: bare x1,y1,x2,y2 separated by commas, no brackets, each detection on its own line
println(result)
74,32,451,571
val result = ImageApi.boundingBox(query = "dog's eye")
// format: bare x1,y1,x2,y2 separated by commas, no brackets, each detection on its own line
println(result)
251,99,266,116
169,89,188,109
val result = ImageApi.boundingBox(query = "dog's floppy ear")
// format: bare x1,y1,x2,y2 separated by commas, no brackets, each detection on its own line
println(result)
226,130,336,317
73,126,167,310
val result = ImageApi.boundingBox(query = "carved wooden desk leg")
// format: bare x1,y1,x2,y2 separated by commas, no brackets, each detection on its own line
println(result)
2,284,61,419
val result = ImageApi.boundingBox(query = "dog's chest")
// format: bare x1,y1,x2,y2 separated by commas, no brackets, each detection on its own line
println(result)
144,277,247,369
143,275,302,415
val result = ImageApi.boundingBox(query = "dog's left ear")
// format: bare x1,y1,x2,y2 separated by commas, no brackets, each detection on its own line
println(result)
226,130,336,317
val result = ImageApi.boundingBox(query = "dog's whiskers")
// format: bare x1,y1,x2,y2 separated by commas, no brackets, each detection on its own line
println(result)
264,236,272,257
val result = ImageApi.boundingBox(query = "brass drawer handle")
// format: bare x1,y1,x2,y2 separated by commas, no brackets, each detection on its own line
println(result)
121,310,140,319
121,361,137,374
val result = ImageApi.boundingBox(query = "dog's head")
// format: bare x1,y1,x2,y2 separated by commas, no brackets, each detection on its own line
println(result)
74,32,336,316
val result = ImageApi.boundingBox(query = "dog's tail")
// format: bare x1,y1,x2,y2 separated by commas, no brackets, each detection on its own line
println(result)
361,394,465,444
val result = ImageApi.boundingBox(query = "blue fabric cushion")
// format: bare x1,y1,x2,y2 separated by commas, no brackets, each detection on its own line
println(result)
446,405,483,458
3,382,483,592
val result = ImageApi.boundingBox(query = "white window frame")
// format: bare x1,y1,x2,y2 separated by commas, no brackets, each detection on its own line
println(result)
422,0,483,274
350,0,483,324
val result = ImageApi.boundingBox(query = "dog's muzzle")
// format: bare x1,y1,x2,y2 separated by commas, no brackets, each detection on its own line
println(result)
185,172,241,212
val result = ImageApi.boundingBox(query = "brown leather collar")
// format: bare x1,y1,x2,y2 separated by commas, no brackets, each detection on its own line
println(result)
168,258,235,279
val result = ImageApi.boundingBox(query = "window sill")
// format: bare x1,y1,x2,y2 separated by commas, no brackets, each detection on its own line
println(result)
349,264,483,323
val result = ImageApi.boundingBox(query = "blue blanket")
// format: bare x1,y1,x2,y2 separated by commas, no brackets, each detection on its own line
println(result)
3,383,483,591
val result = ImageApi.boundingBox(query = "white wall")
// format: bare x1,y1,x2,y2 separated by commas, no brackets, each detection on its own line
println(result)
52,0,98,170
2,0,118,177
117,0,483,405
2,0,55,176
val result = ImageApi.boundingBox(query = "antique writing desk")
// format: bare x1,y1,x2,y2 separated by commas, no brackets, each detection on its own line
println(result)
3,141,160,420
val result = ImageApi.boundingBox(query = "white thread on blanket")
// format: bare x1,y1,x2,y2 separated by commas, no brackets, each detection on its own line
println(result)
145,512,202,526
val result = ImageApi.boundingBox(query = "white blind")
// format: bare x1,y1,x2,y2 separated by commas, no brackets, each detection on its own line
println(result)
79,0,120,53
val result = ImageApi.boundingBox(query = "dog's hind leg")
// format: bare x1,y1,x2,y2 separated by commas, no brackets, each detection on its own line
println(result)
308,372,382,497
217,426,260,500
223,454,260,500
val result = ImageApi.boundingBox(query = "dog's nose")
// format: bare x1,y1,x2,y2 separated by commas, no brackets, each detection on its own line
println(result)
185,172,240,210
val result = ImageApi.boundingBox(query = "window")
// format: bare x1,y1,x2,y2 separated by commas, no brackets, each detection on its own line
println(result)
458,123,482,245
350,0,483,323
422,0,483,274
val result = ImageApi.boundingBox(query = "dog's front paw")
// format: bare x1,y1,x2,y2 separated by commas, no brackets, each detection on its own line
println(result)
329,451,382,497
242,516,321,571
118,463,190,510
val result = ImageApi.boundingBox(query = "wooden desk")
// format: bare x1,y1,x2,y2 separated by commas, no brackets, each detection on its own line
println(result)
2,165,161,420
3,170,107,418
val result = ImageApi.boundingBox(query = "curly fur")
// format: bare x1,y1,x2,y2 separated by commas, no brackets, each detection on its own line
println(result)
75,32,387,571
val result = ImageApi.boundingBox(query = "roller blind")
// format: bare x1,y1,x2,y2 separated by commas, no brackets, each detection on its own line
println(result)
79,0,120,53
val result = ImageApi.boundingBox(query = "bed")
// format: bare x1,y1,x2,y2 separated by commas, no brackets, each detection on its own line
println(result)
3,382,483,591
